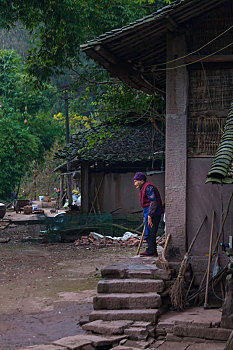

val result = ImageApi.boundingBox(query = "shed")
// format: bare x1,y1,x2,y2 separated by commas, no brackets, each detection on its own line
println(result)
55,123,165,214
81,0,233,265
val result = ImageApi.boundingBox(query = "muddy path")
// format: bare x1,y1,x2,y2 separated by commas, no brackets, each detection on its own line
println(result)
0,243,135,349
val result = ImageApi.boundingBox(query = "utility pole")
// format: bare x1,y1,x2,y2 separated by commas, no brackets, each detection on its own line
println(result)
63,88,73,206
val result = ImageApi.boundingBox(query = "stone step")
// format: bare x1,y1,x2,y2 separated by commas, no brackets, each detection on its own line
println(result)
97,279,164,294
93,292,161,310
83,320,134,335
101,264,171,280
89,309,160,323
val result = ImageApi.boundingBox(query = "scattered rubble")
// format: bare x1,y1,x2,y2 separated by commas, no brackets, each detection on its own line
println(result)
74,232,165,249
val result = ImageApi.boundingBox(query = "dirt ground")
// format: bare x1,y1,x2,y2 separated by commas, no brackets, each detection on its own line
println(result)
0,242,136,349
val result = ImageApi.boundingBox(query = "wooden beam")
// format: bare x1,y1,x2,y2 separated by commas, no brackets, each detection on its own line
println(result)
164,14,179,32
94,45,118,65
185,55,233,64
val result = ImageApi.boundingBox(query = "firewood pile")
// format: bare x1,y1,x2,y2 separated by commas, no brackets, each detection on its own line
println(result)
74,232,165,249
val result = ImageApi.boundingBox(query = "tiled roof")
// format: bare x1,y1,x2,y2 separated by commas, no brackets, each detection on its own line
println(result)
55,124,165,165
81,0,229,94
206,102,233,184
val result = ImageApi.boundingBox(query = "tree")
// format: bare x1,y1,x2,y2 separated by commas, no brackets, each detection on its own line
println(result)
0,0,170,81
0,118,38,199
0,49,64,199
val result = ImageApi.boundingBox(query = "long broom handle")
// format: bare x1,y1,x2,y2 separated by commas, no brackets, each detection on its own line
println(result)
162,233,171,258
187,215,207,255
204,210,215,308
136,224,145,255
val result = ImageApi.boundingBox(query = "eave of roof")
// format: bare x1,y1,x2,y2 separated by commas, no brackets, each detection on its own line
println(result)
81,0,229,95
206,101,233,184
55,124,165,165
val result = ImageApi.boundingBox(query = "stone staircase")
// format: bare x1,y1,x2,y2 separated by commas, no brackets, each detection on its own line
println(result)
83,256,172,342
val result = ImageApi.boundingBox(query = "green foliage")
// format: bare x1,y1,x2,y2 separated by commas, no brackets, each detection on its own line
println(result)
0,118,38,199
0,49,64,199
0,0,169,80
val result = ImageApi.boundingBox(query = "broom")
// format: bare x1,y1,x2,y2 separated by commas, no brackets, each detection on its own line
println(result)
169,215,207,310
156,233,171,269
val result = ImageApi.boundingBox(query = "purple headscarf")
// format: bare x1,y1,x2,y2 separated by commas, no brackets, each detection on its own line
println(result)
133,172,146,182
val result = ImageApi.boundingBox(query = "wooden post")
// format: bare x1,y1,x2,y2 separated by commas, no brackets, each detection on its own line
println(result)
59,174,64,208
81,161,89,213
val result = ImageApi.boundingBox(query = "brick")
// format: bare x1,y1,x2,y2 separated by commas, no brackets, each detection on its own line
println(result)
97,279,164,294
89,309,160,323
82,320,133,335
93,292,161,310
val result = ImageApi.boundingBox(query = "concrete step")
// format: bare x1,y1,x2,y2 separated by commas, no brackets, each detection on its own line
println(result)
93,292,161,310
97,279,164,294
89,309,160,323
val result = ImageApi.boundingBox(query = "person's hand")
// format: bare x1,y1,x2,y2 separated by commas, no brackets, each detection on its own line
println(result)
148,216,153,227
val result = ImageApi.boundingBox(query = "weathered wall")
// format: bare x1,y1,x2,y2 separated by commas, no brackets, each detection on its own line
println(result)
90,172,165,214
187,158,233,256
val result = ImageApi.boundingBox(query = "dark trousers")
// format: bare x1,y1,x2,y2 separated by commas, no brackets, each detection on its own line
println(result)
146,215,161,255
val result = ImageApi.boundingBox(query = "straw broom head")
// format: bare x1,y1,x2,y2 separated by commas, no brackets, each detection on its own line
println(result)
169,254,189,311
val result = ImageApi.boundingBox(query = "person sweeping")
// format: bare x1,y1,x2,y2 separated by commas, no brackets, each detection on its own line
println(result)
133,172,163,257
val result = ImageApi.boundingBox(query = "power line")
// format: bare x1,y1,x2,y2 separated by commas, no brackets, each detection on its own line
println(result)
149,23,233,68
149,40,233,72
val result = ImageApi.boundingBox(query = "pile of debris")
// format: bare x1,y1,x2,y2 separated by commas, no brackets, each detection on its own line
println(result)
74,232,165,249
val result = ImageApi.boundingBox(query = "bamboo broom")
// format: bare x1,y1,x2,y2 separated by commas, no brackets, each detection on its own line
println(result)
169,215,207,310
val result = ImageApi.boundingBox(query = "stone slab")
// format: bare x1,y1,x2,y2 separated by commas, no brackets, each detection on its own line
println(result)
158,307,222,328
187,343,226,350
112,346,144,350
93,292,161,310
53,334,127,349
132,321,152,328
89,309,160,323
97,279,164,294
82,320,133,335
173,325,232,341
123,340,150,349
19,346,65,350
124,327,148,340
152,341,191,350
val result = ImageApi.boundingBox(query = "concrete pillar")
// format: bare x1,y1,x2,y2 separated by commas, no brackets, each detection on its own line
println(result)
166,33,188,259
